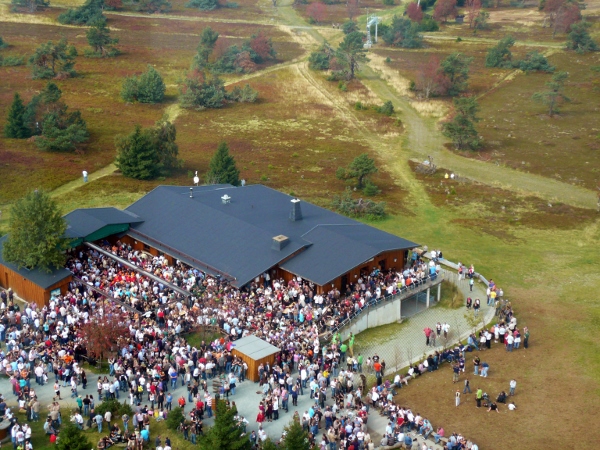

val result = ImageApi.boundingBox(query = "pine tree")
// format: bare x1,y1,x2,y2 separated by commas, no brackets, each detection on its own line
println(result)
205,142,240,186
85,20,119,57
55,423,91,450
440,52,473,96
442,96,481,150
198,399,251,450
137,66,166,103
2,190,69,272
192,27,220,70
336,153,378,189
29,38,78,79
58,0,106,25
532,71,570,117
565,21,598,53
281,417,311,450
121,66,165,103
151,118,181,175
115,125,161,180
4,93,30,139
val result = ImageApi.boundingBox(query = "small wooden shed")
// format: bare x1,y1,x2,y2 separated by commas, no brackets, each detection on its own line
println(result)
231,335,281,382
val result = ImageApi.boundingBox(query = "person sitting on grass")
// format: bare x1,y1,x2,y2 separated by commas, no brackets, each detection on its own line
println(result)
496,391,507,404
508,402,517,411
487,402,500,413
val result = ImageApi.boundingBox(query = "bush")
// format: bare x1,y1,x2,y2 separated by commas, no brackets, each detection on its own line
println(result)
94,399,133,418
382,16,423,48
0,37,8,49
58,0,106,25
332,189,386,220
419,17,439,32
186,0,218,9
179,73,227,111
376,100,394,116
338,81,347,91
485,35,515,68
383,0,394,5
342,20,358,35
0,55,25,66
121,66,166,104
517,51,555,73
228,84,258,103
363,181,381,196
308,51,330,70
354,101,367,110
166,406,185,431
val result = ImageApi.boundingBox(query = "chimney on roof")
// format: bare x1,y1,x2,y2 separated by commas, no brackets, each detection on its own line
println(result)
289,198,302,222
272,235,289,251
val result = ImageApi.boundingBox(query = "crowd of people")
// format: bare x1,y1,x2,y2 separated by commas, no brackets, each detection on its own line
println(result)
0,240,527,449
0,242,436,447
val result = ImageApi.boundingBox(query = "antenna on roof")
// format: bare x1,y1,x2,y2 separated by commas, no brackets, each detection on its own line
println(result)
189,187,193,198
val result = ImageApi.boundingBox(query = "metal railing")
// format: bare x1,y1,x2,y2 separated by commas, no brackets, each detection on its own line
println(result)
320,272,445,342
85,241,191,297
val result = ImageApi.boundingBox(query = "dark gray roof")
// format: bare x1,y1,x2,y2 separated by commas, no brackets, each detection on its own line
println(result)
280,224,413,286
125,185,417,287
232,335,280,360
64,207,142,239
0,235,72,289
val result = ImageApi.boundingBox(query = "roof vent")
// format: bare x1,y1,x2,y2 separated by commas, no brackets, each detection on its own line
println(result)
290,198,302,222
221,194,231,204
272,235,289,251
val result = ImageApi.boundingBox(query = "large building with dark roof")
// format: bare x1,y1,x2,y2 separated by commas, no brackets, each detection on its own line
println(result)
0,184,418,305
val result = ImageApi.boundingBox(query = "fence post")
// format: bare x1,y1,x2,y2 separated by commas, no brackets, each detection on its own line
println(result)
437,283,441,302
399,294,402,320
426,287,430,308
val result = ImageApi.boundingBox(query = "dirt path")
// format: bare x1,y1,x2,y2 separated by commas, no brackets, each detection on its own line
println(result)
48,163,117,199
273,0,598,210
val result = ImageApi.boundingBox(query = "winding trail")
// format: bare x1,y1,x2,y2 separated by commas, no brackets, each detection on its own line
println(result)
273,1,598,209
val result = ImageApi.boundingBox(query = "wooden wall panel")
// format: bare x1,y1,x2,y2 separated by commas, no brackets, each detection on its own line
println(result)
0,264,72,308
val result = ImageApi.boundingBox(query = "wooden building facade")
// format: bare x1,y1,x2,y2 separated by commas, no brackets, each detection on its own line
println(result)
0,235,72,308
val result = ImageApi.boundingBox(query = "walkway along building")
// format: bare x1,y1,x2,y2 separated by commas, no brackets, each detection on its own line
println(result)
0,184,418,306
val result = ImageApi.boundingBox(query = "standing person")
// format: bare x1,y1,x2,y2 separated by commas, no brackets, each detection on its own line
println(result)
463,379,471,394
452,364,460,383
455,390,460,408
473,299,480,316
509,379,517,396
473,356,480,376
349,333,355,357
423,327,432,346
476,388,483,408
443,323,450,340
523,327,530,349
436,322,442,337
469,278,474,292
